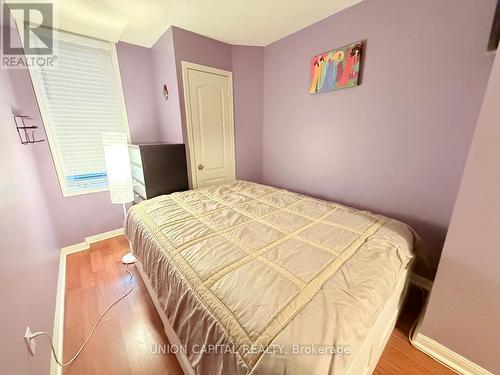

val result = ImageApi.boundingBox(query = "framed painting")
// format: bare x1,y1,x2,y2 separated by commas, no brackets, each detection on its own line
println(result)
309,41,363,94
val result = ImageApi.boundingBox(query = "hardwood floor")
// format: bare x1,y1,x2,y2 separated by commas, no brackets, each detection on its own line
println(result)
63,236,454,375
373,288,454,375
63,236,182,374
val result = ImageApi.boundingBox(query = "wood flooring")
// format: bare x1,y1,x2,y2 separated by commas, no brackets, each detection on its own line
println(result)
63,236,454,375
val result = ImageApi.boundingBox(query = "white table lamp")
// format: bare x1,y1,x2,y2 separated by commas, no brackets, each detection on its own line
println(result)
102,132,136,264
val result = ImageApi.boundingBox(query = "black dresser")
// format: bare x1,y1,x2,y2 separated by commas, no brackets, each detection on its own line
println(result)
128,143,189,202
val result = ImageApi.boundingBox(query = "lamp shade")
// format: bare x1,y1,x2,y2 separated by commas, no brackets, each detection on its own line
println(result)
101,132,134,204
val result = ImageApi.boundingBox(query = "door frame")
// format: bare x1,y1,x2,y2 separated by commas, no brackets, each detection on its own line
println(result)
181,61,236,189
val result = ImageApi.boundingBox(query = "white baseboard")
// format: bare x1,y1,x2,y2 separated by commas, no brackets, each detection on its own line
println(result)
60,228,125,255
51,234,488,375
50,228,125,375
412,332,494,375
85,228,125,245
50,245,67,375
60,242,89,256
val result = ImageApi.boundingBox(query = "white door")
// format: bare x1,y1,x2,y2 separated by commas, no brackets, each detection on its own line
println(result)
182,61,236,188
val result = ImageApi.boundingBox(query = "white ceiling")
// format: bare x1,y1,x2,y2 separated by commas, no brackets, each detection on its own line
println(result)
6,0,362,47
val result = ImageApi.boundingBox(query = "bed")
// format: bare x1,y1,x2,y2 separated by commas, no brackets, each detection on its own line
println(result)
125,181,416,375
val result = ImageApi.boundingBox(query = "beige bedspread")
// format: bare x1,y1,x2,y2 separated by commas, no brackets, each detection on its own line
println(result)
125,181,415,375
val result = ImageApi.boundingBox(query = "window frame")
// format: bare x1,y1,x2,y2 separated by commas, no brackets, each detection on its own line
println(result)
27,30,131,197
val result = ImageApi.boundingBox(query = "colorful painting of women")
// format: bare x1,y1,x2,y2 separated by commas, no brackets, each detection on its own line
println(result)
309,41,362,94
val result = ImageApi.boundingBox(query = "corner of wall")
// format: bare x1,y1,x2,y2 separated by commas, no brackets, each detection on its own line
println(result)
1,63,60,375
230,45,265,183
151,26,184,144
418,50,500,375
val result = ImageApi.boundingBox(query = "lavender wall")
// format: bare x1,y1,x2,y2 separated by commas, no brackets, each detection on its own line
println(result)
0,54,59,375
4,23,265,248
116,41,161,142
231,45,264,182
262,0,496,274
5,33,164,248
151,28,184,143
7,24,267,248
171,26,233,144
151,26,264,183
4,0,492,269
420,52,500,374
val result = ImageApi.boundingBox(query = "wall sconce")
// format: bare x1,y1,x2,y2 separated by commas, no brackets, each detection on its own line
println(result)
163,83,168,100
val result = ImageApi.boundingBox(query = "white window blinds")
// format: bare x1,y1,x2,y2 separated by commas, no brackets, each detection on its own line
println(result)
30,31,130,196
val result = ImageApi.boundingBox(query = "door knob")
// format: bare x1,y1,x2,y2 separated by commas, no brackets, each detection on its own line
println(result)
198,164,204,170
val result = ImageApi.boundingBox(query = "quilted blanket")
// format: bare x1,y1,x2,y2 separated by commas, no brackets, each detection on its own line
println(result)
125,181,415,374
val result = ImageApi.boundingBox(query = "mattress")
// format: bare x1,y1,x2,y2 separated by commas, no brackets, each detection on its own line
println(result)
125,181,415,375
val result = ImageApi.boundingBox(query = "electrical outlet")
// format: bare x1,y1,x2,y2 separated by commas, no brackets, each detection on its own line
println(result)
24,326,36,356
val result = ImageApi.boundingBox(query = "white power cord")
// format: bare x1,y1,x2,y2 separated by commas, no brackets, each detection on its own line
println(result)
27,264,135,367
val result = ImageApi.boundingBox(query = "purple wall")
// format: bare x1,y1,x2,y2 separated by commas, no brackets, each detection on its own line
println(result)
151,27,264,183
1,2,498,372
116,41,161,143
151,28,184,143
231,45,264,182
171,26,233,144
151,26,237,146
0,50,59,375
4,24,265,248
4,0,494,274
5,32,164,248
5,27,121,248
261,0,496,274
420,51,500,374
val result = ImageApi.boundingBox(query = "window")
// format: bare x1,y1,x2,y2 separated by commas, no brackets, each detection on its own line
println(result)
29,31,130,196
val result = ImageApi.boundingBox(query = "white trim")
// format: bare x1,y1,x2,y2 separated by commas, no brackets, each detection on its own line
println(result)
50,227,125,375
181,61,236,189
50,244,67,375
25,30,131,197
25,48,69,199
59,228,125,254
85,227,125,244
53,29,110,49
412,332,494,375
59,241,89,255
182,61,235,77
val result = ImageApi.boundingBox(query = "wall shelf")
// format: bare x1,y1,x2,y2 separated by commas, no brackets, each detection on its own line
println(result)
13,115,45,145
